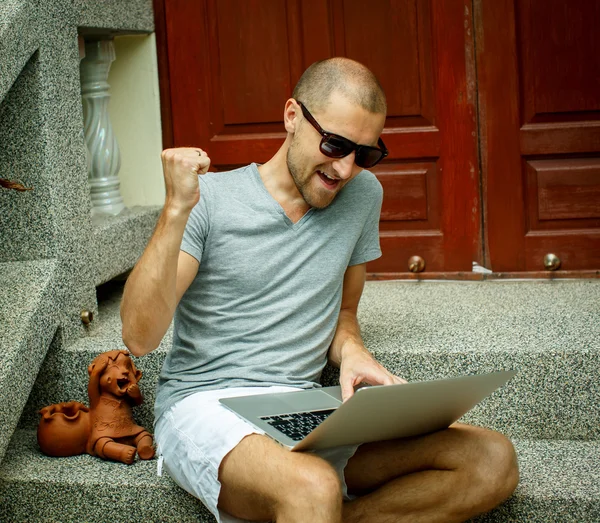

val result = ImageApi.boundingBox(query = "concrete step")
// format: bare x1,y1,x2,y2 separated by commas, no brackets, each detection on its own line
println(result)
1,429,598,522
91,206,161,286
0,260,60,462
0,429,210,522
20,279,600,440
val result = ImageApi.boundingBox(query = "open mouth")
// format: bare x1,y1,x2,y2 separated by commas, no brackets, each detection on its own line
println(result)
316,170,340,190
117,378,129,390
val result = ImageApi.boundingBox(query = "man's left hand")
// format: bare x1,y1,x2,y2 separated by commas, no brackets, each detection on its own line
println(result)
339,343,407,402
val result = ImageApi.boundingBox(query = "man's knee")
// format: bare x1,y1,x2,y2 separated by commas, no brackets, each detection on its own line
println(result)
218,435,343,520
283,457,344,508
465,428,519,509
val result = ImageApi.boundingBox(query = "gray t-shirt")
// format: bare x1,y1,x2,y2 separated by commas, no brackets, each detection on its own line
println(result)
155,163,382,422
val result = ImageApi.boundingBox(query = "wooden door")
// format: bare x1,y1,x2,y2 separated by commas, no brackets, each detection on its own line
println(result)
157,0,482,274
476,0,600,272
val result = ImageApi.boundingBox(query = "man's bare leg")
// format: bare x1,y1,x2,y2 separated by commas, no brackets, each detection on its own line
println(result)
343,424,519,523
218,434,343,522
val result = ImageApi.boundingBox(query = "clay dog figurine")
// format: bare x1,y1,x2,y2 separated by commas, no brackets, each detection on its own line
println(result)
37,349,154,464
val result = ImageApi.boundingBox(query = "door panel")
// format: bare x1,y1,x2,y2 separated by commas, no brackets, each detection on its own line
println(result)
216,1,291,125
378,162,440,229
528,159,600,224
477,0,600,272
519,0,600,120
341,0,422,116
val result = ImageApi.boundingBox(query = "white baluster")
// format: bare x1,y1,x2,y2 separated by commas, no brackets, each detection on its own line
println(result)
80,39,125,216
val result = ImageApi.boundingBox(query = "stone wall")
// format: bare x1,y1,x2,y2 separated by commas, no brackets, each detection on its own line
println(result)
0,0,160,462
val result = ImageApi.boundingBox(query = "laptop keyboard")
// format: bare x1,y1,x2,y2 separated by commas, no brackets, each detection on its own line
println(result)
260,409,336,441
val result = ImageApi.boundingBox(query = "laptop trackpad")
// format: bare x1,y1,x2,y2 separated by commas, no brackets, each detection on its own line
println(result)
224,388,340,418
319,385,343,403
271,388,341,414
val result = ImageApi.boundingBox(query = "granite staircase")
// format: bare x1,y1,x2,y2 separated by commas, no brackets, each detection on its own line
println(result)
2,278,599,522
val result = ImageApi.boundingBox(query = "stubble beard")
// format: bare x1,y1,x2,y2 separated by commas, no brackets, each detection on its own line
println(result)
286,142,337,210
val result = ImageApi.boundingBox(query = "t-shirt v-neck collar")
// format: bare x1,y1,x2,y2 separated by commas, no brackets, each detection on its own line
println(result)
250,163,315,230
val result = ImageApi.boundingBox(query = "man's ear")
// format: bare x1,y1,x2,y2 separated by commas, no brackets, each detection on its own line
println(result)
283,98,300,134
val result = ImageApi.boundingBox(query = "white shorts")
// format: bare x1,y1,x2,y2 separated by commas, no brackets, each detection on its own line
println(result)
154,386,359,523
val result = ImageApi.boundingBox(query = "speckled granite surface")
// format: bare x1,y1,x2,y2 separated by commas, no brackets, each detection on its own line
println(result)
470,439,600,522
20,279,600,441
355,280,600,440
92,205,162,286
76,0,154,33
0,429,211,523
358,280,599,356
1,430,598,523
1,49,54,262
0,0,39,101
0,0,153,102
0,261,60,462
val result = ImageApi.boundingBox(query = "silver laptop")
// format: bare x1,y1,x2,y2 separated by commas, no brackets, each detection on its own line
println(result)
219,370,516,452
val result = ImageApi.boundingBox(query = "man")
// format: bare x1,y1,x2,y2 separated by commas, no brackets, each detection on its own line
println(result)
121,58,518,523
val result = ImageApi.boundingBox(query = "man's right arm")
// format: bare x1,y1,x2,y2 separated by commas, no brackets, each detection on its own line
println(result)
120,148,210,357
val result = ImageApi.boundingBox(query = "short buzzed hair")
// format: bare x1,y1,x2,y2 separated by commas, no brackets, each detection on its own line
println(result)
292,57,387,115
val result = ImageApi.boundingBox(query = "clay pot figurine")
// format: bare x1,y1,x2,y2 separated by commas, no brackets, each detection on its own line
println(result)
37,349,154,465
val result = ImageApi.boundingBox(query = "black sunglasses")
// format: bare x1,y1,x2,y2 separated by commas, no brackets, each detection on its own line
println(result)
296,100,388,169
